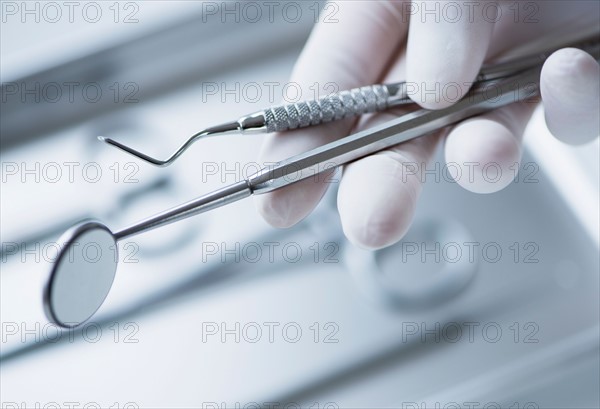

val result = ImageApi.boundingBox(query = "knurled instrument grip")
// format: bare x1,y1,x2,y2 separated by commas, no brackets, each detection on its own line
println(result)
264,84,398,133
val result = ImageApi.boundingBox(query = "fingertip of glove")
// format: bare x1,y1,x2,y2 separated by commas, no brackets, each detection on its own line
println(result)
254,189,300,229
541,48,600,144
338,155,417,250
445,119,521,194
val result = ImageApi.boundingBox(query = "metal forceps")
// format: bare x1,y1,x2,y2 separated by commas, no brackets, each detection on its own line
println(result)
45,33,600,328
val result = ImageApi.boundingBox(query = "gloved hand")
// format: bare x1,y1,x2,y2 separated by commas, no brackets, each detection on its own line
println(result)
255,1,600,249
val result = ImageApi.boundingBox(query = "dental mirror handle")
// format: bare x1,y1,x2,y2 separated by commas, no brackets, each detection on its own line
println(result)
113,181,252,240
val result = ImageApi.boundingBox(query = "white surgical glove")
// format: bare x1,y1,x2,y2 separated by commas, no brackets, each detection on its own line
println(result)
255,1,600,249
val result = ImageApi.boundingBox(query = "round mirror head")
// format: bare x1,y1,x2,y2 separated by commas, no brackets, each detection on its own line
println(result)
44,221,118,328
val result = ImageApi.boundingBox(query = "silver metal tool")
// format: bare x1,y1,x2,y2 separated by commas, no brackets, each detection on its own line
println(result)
46,34,600,328
99,34,600,167
98,83,412,166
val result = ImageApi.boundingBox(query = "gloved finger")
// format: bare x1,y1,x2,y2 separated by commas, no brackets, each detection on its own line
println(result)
255,1,409,228
337,53,443,249
444,100,538,194
541,48,600,145
338,130,442,249
406,0,495,109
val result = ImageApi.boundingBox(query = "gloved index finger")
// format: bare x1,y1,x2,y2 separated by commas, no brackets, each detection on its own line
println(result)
406,0,495,110
256,1,411,228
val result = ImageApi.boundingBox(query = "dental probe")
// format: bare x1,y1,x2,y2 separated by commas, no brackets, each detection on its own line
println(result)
98,34,600,167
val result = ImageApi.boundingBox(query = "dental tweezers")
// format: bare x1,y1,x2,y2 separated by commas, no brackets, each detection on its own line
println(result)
104,34,598,239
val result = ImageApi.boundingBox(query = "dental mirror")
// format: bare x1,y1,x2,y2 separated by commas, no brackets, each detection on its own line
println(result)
44,181,253,328
44,221,118,328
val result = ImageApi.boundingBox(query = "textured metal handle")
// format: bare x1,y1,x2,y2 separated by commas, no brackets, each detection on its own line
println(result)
264,84,391,133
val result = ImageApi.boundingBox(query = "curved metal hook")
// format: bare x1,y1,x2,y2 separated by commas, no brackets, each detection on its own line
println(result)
98,121,242,167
